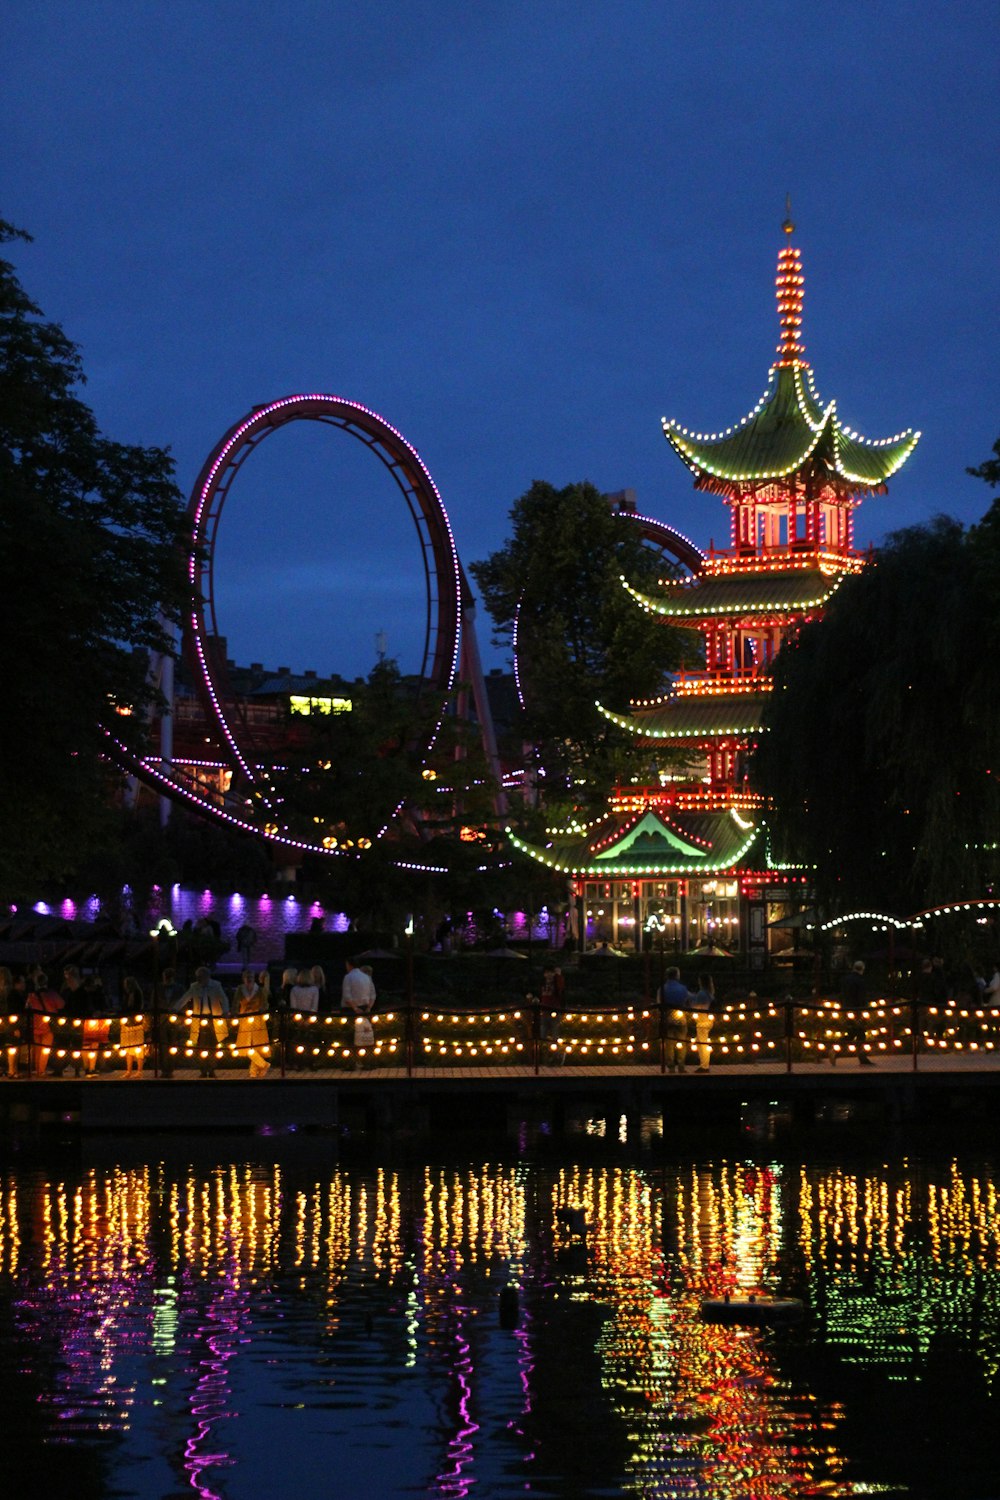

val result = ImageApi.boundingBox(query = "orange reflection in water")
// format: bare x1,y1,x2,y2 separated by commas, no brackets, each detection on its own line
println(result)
0,1156,998,1498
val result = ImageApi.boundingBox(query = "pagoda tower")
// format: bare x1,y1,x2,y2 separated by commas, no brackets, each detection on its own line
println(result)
508,214,919,959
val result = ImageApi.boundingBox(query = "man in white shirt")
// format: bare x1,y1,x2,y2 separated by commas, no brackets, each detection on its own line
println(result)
180,966,230,1077
342,958,377,1070
341,958,376,1014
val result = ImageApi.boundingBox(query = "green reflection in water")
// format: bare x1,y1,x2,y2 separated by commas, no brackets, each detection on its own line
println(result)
0,1155,997,1498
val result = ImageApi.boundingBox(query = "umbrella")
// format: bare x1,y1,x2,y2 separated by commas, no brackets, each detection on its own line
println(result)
355,947,401,961
484,947,528,959
767,909,819,930
686,943,733,958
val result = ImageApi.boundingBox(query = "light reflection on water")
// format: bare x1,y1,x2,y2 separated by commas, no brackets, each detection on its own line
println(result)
0,1152,998,1498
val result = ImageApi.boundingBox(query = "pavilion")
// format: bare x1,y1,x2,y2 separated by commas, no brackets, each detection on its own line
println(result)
509,211,919,965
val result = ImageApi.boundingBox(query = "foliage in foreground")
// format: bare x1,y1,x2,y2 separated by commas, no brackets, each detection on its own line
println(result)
0,219,188,898
756,458,1000,914
471,479,698,809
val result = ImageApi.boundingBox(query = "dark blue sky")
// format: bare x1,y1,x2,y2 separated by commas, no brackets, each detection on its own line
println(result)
6,1,997,679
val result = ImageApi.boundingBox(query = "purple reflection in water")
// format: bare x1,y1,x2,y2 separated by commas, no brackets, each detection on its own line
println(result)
184,1281,246,1500
435,1315,479,1497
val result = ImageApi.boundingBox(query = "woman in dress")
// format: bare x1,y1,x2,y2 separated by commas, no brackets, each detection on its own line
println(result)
119,976,147,1077
234,968,271,1078
27,972,64,1077
0,968,16,1077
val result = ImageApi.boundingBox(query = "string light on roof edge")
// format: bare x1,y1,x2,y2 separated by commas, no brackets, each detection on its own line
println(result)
505,211,922,915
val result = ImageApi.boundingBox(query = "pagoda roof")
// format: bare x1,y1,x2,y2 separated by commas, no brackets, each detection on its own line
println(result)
662,227,919,495
664,363,919,494
622,566,846,622
507,805,760,877
598,690,768,742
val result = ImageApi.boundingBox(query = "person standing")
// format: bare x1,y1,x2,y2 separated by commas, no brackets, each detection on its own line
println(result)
235,923,258,967
342,957,376,1069
290,970,320,1012
290,969,320,1069
154,966,184,1079
0,972,22,1080
119,977,147,1077
914,956,948,1044
0,968,20,1077
838,960,874,1065
689,974,716,1073
660,966,692,1072
61,966,89,1018
26,973,64,1077
180,966,230,1077
310,965,329,1014
234,969,271,1078
434,917,453,954
538,964,565,1047
56,965,89,1076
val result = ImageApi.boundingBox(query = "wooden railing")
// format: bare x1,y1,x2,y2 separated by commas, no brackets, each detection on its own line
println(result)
4,992,999,1077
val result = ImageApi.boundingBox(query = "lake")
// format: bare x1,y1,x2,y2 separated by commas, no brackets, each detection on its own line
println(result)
0,1136,997,1498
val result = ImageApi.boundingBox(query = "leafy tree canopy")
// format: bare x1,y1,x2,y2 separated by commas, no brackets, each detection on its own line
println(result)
470,480,698,805
0,219,188,898
756,452,1000,914
264,657,500,848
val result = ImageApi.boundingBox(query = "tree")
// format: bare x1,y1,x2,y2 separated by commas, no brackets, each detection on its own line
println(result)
0,220,187,897
470,480,698,806
265,657,500,850
755,473,1000,915
967,435,1000,489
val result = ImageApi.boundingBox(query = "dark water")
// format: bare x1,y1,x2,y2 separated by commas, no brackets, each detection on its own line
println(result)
0,1140,998,1499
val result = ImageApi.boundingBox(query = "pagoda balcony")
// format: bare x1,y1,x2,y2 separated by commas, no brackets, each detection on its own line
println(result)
631,670,773,708
609,785,763,815
697,541,863,576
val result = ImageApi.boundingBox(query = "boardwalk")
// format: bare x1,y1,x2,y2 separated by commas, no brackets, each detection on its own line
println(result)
5,1049,1000,1086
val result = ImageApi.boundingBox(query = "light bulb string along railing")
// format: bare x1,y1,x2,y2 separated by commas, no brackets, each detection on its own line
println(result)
5,993,1000,1079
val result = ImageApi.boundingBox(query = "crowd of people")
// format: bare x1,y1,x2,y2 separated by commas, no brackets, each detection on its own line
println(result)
2,947,997,1079
0,957,378,1079
652,955,1000,1071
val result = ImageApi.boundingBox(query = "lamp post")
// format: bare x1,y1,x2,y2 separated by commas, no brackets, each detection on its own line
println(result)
645,912,669,1073
150,921,178,1079
404,914,415,1077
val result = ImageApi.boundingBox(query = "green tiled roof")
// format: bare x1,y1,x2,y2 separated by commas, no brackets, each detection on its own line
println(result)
507,806,759,877
598,691,768,741
663,363,919,492
622,568,845,622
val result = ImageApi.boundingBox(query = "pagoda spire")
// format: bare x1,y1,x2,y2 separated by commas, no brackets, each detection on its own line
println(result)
775,198,806,366
660,213,919,499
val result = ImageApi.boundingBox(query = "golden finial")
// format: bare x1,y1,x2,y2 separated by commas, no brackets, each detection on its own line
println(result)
782,194,795,236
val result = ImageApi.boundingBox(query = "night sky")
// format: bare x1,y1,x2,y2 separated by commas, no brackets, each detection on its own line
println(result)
6,1,997,680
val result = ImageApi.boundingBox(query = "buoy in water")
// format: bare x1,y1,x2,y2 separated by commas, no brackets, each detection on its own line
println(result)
699,1293,804,1326
499,1285,520,1329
